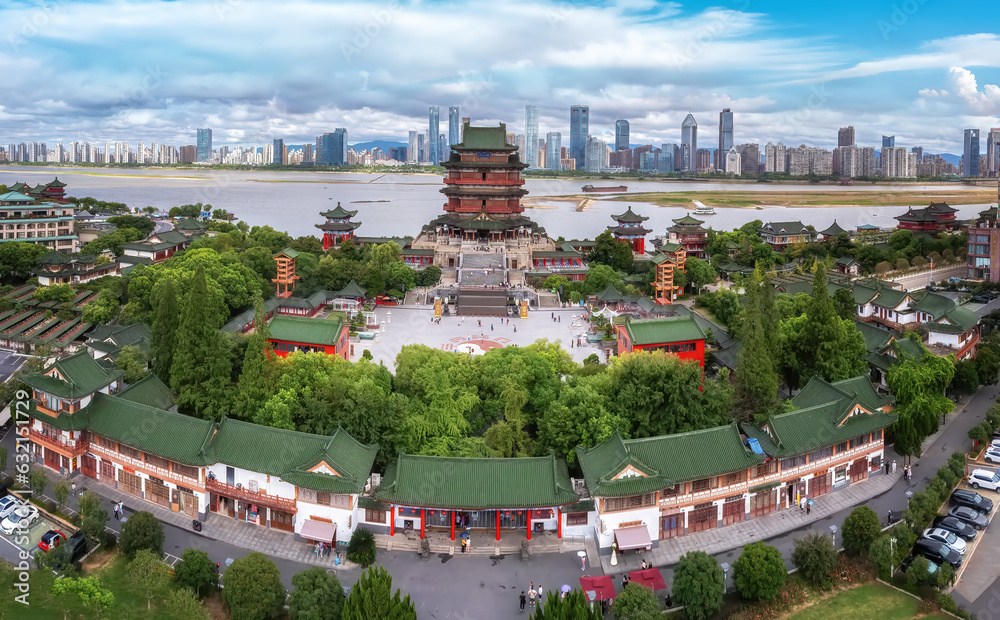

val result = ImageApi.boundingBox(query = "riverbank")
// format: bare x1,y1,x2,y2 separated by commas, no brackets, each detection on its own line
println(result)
610,189,999,209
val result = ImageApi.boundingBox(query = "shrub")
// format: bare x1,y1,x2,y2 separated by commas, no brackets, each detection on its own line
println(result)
289,567,345,620
347,528,376,567
174,548,217,597
44,500,57,514
673,551,724,620
119,511,164,558
104,531,117,550
842,505,882,556
733,541,786,601
791,533,837,586
223,552,286,620
612,582,662,618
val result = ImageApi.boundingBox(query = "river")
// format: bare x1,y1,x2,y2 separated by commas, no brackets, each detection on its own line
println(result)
1,166,992,240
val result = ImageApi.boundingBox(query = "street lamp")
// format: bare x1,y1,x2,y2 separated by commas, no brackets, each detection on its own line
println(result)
890,537,897,577
720,562,730,594
829,525,838,549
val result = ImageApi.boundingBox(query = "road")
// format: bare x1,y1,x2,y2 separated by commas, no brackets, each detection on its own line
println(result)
151,218,172,236
890,264,967,291
0,349,25,384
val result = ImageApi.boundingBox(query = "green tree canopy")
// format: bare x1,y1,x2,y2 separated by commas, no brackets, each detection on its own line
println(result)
118,511,164,558
589,229,634,271
529,589,602,619
842,505,882,556
672,551,724,620
340,565,415,620
791,532,838,586
733,541,786,601
174,548,218,597
0,241,46,280
222,552,286,620
612,582,662,619
288,566,346,620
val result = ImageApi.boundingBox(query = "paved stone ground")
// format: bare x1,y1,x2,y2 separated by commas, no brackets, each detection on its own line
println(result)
357,306,604,367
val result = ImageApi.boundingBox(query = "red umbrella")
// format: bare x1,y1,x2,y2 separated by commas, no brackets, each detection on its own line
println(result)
628,568,667,591
579,575,616,602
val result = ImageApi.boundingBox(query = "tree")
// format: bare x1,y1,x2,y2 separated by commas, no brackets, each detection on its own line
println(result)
582,263,622,295
684,257,716,293
791,267,867,384
952,359,980,395
53,481,70,510
234,299,274,420
0,241,47,280
875,261,893,275
289,566,346,620
612,582,662,619
165,587,210,620
108,214,155,237
832,287,856,321
416,265,442,287
128,549,170,610
340,565,416,620
29,468,47,497
115,345,149,383
895,258,910,271
347,528,376,567
672,551,724,620
842,505,882,556
791,532,837,586
51,576,115,617
733,541,786,601
588,230,633,271
82,288,120,324
77,491,108,543
170,266,233,418
529,589,602,619
150,278,178,385
735,271,779,418
175,548,218,597
223,552,286,620
119,511,164,558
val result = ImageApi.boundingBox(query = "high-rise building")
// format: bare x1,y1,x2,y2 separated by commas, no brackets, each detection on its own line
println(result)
545,132,562,171
319,130,347,166
964,129,981,177
408,131,418,163
417,133,425,163
196,128,212,163
428,107,440,164
658,144,676,173
718,108,733,171
585,136,606,172
524,105,539,169
303,143,313,163
987,128,1000,177
448,106,460,151
881,135,895,148
738,143,759,175
273,139,284,165
439,134,446,163
681,114,698,172
631,145,653,171
838,126,855,148
614,120,630,151
725,146,741,176
880,146,913,178
570,105,589,168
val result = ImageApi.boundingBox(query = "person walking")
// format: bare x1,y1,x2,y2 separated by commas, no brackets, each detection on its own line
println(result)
71,482,76,497
519,591,527,612
806,501,811,515
528,586,537,607
537,585,543,605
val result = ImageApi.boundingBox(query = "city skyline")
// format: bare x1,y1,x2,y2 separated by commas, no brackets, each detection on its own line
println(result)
0,1,996,153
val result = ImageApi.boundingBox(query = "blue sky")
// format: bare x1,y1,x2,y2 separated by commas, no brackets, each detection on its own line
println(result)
0,0,997,152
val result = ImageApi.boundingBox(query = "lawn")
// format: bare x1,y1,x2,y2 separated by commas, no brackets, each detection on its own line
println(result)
0,552,201,619
788,583,951,620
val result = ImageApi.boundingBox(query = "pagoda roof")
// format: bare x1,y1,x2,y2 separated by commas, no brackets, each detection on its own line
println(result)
319,203,358,219
819,220,847,236
268,315,346,347
927,201,957,214
439,186,528,197
0,191,36,204
273,248,299,259
20,350,123,399
46,177,67,188
335,279,367,298
38,249,72,265
760,221,809,234
610,206,648,223
430,210,542,233
607,225,651,236
894,207,940,223
316,221,362,232
979,206,1000,219
671,214,705,226
619,316,705,346
116,374,176,411
8,182,27,191
175,217,208,231
451,122,517,152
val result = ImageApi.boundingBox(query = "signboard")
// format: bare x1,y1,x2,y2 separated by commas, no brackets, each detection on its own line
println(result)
476,152,491,158
124,466,135,474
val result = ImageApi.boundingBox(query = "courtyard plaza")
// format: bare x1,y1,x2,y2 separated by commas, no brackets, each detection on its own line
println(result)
356,305,605,366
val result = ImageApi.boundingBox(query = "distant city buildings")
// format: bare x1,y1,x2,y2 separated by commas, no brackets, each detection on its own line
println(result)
681,114,697,172
964,129,981,177
272,139,284,165
196,128,212,163
570,105,589,169
764,142,786,173
428,107,440,165
718,108,733,171
545,132,562,171
614,120,630,151
987,128,1000,177
448,106,460,152
838,126,855,147
881,135,895,148
524,106,539,169
724,146,741,175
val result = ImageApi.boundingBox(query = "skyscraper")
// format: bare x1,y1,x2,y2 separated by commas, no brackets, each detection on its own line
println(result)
545,132,562,171
987,128,1000,177
881,135,895,148
319,129,347,166
448,106,460,151
681,114,698,172
718,109,733,171
408,131,418,163
524,105,539,169
272,139,284,165
196,128,212,163
964,129,981,177
570,105,589,168
585,136,606,172
658,144,676,173
428,107,440,164
838,126,855,147
614,120,630,151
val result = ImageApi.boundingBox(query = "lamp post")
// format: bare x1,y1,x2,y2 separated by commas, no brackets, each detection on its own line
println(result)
720,562,730,594
890,537,897,577
829,525,838,549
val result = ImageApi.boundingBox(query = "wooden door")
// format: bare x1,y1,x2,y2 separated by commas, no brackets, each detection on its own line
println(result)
722,498,745,525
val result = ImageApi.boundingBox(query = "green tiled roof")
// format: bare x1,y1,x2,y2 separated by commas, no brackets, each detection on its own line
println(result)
892,337,926,360
452,123,515,151
153,230,188,244
621,317,705,346
86,393,213,466
273,248,300,259
594,285,626,302
743,399,896,459
819,221,847,236
175,217,208,230
850,284,880,305
577,423,763,497
761,221,808,234
928,306,979,333
910,292,956,321
611,207,648,223
20,350,122,399
835,256,858,266
0,191,35,203
854,320,897,352
208,420,377,494
318,204,358,219
116,374,176,411
26,400,90,432
672,214,704,226
791,375,890,413
375,453,578,509
872,288,909,309
268,316,345,346
38,249,71,265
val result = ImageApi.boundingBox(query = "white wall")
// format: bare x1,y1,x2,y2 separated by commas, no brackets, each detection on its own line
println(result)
593,504,660,549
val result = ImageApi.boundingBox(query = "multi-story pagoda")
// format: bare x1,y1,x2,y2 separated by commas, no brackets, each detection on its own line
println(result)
607,207,650,253
667,214,708,259
894,202,959,234
316,203,361,250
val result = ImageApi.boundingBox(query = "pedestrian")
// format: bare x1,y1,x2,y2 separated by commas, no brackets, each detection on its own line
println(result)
892,460,897,473
537,585,543,605
491,324,494,331
71,482,76,497
806,501,811,515
519,591,526,612
666,593,673,608
885,461,890,475
528,586,537,607
514,326,517,333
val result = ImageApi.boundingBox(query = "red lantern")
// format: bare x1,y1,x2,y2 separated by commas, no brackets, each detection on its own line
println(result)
506,511,511,517
430,511,435,515
517,511,522,515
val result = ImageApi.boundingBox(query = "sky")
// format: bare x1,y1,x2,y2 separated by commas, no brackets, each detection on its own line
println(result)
0,0,998,153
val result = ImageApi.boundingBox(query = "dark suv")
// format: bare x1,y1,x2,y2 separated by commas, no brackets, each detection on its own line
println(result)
950,489,993,514
913,537,963,569
932,515,978,541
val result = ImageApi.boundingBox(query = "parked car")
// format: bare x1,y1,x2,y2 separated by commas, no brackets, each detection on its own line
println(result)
37,530,64,552
913,537,963,569
0,505,38,535
969,468,1000,491
951,489,994,514
932,515,978,541
0,496,22,521
984,447,1000,465
948,505,989,529
972,294,991,304
900,555,941,576
989,438,1000,451
64,532,89,565
922,527,968,555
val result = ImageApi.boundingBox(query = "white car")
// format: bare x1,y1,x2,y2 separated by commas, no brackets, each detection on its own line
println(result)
922,527,968,555
990,438,1000,451
985,448,1000,465
0,496,22,521
969,468,1000,492
0,505,38,535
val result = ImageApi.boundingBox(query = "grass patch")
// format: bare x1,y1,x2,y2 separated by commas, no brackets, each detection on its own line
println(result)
787,582,943,620
608,189,998,209
0,553,204,619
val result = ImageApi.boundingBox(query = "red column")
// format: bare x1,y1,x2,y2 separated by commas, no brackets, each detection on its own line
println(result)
496,511,500,541
557,509,562,539
420,509,425,539
390,506,395,536
527,510,531,541
450,510,455,541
